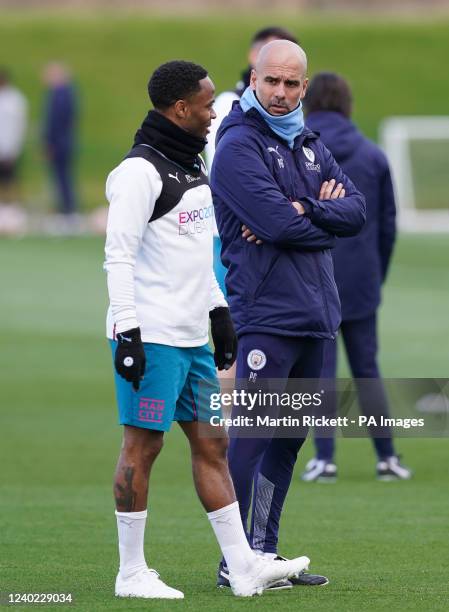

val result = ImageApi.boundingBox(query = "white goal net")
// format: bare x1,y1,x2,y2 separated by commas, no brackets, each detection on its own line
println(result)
379,116,449,232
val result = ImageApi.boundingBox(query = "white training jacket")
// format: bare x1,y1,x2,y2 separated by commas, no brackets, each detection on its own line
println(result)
104,155,227,347
0,85,27,160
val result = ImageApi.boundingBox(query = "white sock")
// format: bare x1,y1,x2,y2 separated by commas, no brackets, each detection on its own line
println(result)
115,510,148,578
263,552,277,560
254,549,277,560
207,501,255,575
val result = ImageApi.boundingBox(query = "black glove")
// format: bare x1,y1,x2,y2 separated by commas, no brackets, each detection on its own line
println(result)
210,307,238,370
115,327,146,391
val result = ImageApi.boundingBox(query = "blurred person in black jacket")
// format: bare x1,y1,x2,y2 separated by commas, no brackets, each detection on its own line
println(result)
301,72,412,482
43,62,77,219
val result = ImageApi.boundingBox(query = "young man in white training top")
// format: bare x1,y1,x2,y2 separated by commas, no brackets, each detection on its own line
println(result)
104,60,310,599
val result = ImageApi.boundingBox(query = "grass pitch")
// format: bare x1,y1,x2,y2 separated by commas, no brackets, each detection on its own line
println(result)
1,235,449,611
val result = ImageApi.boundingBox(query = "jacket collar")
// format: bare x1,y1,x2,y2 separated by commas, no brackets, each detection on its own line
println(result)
243,106,319,150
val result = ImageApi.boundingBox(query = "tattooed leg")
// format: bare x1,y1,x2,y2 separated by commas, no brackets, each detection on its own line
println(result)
114,425,164,512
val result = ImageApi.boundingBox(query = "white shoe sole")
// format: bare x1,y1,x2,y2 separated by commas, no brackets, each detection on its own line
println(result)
377,474,411,481
115,591,184,599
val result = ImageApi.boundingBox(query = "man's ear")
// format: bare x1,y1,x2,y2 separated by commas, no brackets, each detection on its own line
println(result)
300,77,309,101
250,68,257,90
174,99,188,118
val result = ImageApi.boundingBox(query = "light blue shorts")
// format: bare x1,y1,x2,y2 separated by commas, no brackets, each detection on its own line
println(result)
110,340,221,431
213,235,228,296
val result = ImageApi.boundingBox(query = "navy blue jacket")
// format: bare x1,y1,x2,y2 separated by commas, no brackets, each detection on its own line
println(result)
211,103,366,339
44,84,76,156
307,111,396,321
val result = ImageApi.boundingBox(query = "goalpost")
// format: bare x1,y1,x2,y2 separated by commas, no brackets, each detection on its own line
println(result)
379,116,449,232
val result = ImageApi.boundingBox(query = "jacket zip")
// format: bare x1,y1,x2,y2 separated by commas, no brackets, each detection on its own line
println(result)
312,252,335,340
289,156,336,340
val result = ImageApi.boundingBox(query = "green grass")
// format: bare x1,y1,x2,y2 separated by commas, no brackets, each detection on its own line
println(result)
1,234,449,610
1,13,449,210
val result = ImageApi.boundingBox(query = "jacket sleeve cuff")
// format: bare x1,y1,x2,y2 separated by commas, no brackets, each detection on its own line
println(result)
209,273,228,311
299,196,324,223
115,314,140,334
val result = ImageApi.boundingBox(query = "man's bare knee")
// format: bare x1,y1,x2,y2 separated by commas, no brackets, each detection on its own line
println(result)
192,436,229,465
122,427,164,465
142,436,164,464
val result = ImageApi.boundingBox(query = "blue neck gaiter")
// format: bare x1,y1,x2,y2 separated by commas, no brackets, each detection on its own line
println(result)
239,86,304,149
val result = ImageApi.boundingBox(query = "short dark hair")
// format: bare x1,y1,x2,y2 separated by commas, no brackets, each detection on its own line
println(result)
304,72,353,119
251,26,298,46
148,60,208,110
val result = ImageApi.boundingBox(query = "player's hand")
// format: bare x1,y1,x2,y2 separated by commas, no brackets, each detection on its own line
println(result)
319,179,345,200
210,307,238,370
291,200,305,214
242,225,263,245
115,327,146,391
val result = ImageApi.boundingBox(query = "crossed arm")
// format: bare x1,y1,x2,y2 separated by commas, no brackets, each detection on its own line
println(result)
242,179,346,245
212,136,365,250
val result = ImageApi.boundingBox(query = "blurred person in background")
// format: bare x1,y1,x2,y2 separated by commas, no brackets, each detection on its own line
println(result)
42,62,78,224
0,68,27,205
206,26,299,297
301,72,412,482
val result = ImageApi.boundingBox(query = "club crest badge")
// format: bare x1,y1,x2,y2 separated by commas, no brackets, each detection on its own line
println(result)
302,146,315,163
247,349,267,371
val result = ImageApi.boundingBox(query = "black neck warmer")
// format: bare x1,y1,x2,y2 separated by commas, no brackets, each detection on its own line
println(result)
133,110,206,175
